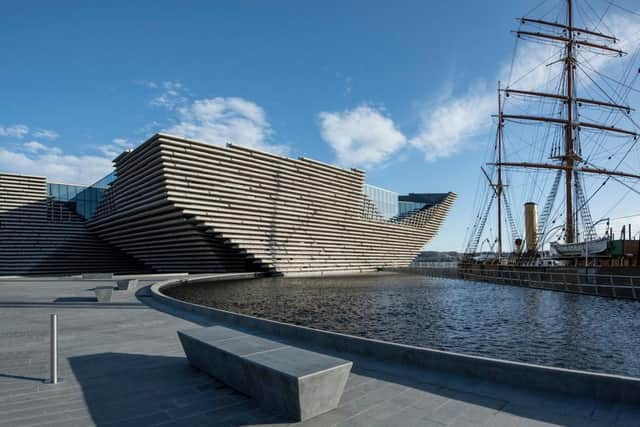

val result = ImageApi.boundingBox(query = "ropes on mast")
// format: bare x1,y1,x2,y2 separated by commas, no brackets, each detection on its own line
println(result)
466,0,640,257
537,168,563,240
465,193,496,254
503,191,522,245
574,171,597,240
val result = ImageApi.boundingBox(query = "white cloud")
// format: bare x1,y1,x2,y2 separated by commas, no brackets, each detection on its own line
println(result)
335,72,353,96
143,82,288,154
410,88,494,161
1,125,60,141
500,41,561,91
0,148,113,184
112,138,131,147
578,13,640,82
32,129,59,140
149,81,188,109
408,11,640,163
97,145,121,158
165,97,288,154
0,122,119,183
95,138,135,159
317,44,558,166
23,141,48,153
23,141,62,155
318,105,407,168
0,124,29,138
135,80,158,89
135,121,162,136
407,41,558,163
317,40,559,166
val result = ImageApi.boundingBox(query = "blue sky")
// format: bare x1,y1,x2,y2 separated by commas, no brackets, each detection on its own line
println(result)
2,0,640,251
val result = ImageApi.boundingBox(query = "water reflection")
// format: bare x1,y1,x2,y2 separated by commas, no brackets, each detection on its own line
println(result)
165,272,640,377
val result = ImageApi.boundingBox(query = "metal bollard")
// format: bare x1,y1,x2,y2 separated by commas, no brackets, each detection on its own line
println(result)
45,314,62,384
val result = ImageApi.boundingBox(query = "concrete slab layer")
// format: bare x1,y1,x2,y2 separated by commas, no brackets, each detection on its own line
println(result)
179,326,352,420
0,275,639,426
82,273,114,279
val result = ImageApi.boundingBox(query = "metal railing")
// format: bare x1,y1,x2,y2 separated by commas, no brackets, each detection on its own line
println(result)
410,261,460,269
398,266,640,300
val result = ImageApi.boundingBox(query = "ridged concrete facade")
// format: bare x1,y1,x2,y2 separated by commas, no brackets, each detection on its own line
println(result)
87,139,259,274
88,134,456,275
0,173,142,276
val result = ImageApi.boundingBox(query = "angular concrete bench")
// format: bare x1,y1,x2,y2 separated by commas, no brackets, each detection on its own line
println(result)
93,286,113,303
116,279,138,291
177,326,352,421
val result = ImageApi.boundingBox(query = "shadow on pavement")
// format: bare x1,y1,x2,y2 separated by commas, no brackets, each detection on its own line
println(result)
0,301,147,309
68,352,288,426
54,297,97,303
0,373,43,382
138,287,633,426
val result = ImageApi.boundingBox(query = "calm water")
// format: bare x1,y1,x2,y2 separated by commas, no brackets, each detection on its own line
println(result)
165,273,640,377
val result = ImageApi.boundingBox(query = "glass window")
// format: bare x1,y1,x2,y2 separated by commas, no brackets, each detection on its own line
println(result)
364,184,399,220
399,201,427,215
45,181,110,220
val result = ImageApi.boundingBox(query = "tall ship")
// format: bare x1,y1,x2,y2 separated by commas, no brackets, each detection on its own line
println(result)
465,0,640,268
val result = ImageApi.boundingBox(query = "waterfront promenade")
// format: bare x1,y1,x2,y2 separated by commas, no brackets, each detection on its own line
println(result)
1,276,639,426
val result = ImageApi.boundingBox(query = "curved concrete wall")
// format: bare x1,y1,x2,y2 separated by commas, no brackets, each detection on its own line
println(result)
90,134,456,275
152,276,640,405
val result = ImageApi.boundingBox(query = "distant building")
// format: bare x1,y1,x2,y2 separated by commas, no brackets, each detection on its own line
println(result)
0,134,456,276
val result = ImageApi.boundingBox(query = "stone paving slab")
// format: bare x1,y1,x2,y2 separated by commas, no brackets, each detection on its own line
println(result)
1,277,639,426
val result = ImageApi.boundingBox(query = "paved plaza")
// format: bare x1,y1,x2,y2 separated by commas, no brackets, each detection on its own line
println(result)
0,277,638,426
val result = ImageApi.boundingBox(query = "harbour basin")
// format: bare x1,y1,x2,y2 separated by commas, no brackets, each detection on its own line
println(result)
164,272,640,378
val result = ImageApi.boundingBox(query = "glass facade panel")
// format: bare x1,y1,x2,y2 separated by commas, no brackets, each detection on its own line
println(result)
49,184,57,200
93,171,117,188
363,184,399,220
363,185,432,220
46,171,115,220
75,187,108,219
398,201,427,216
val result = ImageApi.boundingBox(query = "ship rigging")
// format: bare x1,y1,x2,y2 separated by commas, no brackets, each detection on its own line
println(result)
466,0,640,264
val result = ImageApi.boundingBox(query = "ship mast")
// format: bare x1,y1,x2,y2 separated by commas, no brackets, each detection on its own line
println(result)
490,0,640,248
564,0,576,243
497,81,504,257
467,0,640,258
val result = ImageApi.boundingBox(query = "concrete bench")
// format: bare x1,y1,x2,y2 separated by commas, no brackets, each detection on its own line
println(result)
116,279,138,291
178,326,352,421
93,286,113,303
